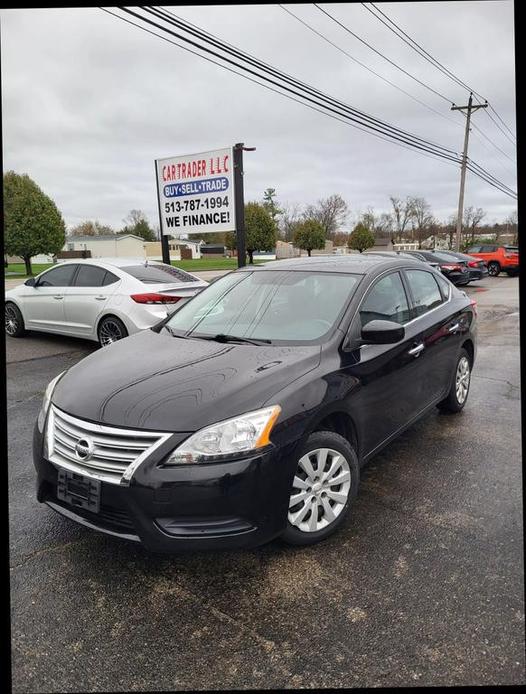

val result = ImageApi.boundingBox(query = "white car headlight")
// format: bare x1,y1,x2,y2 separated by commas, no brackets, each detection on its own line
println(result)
37,371,65,431
164,405,281,465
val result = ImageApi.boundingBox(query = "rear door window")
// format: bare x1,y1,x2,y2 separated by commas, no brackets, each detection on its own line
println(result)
405,270,444,317
37,265,77,287
481,245,497,252
360,272,411,327
74,265,108,287
467,246,482,253
121,264,197,284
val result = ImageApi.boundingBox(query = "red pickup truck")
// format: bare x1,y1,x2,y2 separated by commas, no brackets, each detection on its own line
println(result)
466,244,519,277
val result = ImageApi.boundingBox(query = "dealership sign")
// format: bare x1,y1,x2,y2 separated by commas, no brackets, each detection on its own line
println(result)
155,147,236,236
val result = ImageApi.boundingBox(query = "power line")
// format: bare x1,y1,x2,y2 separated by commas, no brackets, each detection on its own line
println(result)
488,104,516,141
278,4,463,130
99,6,456,162
363,2,477,97
362,1,517,147
141,5,457,156
99,6,516,199
313,3,453,104
149,6,517,199
483,108,516,146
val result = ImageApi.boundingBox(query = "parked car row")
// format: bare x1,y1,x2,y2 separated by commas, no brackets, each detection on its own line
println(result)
366,243,519,285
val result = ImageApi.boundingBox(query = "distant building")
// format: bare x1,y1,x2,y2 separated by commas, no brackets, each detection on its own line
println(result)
370,235,394,252
62,234,146,259
144,239,203,260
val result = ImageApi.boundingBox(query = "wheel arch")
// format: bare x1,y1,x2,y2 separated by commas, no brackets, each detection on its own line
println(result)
461,338,475,367
96,312,130,339
306,408,360,459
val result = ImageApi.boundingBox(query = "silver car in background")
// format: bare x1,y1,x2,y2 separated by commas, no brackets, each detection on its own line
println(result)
5,258,208,347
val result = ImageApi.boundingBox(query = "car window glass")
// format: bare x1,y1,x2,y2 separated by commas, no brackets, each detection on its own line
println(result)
467,246,481,253
481,246,496,252
102,271,119,286
37,265,77,287
434,273,451,300
359,272,410,327
405,270,443,317
74,265,108,287
121,264,197,284
166,270,360,343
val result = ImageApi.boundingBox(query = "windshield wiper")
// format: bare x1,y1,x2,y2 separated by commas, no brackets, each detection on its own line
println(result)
197,333,272,345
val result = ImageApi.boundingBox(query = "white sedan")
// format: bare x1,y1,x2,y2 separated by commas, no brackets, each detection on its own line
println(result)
5,258,208,347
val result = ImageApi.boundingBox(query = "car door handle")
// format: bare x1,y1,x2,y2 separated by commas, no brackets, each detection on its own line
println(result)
408,343,425,357
448,323,460,333
53,295,64,300
94,296,107,301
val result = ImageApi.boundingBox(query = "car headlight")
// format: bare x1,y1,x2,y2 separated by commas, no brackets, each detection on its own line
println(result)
37,371,65,431
163,405,281,465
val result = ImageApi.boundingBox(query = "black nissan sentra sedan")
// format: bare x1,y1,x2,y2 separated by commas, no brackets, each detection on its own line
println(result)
33,255,477,552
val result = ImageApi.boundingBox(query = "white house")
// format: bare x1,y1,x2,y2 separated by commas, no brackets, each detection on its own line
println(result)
63,234,146,258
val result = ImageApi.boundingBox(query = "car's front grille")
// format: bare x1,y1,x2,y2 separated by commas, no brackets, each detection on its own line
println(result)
46,406,171,485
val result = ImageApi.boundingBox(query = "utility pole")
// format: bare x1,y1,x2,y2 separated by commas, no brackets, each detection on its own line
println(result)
451,93,487,251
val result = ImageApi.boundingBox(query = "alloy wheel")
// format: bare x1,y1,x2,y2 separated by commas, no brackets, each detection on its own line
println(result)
455,356,470,404
99,319,125,346
288,447,351,533
5,304,19,336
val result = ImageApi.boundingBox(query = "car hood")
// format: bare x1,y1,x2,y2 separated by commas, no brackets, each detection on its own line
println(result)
52,329,321,431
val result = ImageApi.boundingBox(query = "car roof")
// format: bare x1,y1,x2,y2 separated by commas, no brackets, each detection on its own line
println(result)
51,257,163,268
242,254,428,275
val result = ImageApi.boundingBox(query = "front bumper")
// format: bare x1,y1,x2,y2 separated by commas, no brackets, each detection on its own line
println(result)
33,424,299,553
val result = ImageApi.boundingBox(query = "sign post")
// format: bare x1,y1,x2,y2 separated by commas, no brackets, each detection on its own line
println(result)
154,162,171,265
233,143,246,268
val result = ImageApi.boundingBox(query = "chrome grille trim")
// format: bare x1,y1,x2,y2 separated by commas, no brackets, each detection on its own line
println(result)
46,405,171,486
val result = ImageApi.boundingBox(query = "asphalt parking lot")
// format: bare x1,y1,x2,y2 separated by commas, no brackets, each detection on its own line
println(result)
7,274,524,691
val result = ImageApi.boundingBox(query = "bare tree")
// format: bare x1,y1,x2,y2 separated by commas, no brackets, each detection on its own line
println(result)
279,202,302,242
390,196,413,242
304,194,348,240
359,207,393,238
505,209,518,244
409,197,434,249
464,206,486,243
69,220,115,237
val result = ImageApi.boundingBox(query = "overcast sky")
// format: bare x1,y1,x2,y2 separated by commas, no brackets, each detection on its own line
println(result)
1,2,517,233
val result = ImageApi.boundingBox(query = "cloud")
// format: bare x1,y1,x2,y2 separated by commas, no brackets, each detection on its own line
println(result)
0,3,516,230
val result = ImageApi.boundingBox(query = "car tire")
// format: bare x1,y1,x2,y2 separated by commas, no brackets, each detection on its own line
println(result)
437,348,471,414
281,431,360,546
5,302,26,337
488,261,500,277
97,315,128,347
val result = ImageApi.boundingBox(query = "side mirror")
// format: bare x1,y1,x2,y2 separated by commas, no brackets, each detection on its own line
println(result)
361,319,405,345
25,277,36,287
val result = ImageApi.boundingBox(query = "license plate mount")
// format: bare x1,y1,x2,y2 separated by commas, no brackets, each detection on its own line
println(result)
57,469,101,513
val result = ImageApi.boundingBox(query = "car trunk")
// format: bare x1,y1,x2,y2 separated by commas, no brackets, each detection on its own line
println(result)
139,281,208,298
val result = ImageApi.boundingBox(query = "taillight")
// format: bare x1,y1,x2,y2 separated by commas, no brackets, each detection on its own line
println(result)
504,250,518,258
468,260,478,268
470,299,477,317
131,293,181,304
441,264,462,271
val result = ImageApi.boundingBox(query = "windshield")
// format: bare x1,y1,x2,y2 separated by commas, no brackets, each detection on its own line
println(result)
164,270,360,344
